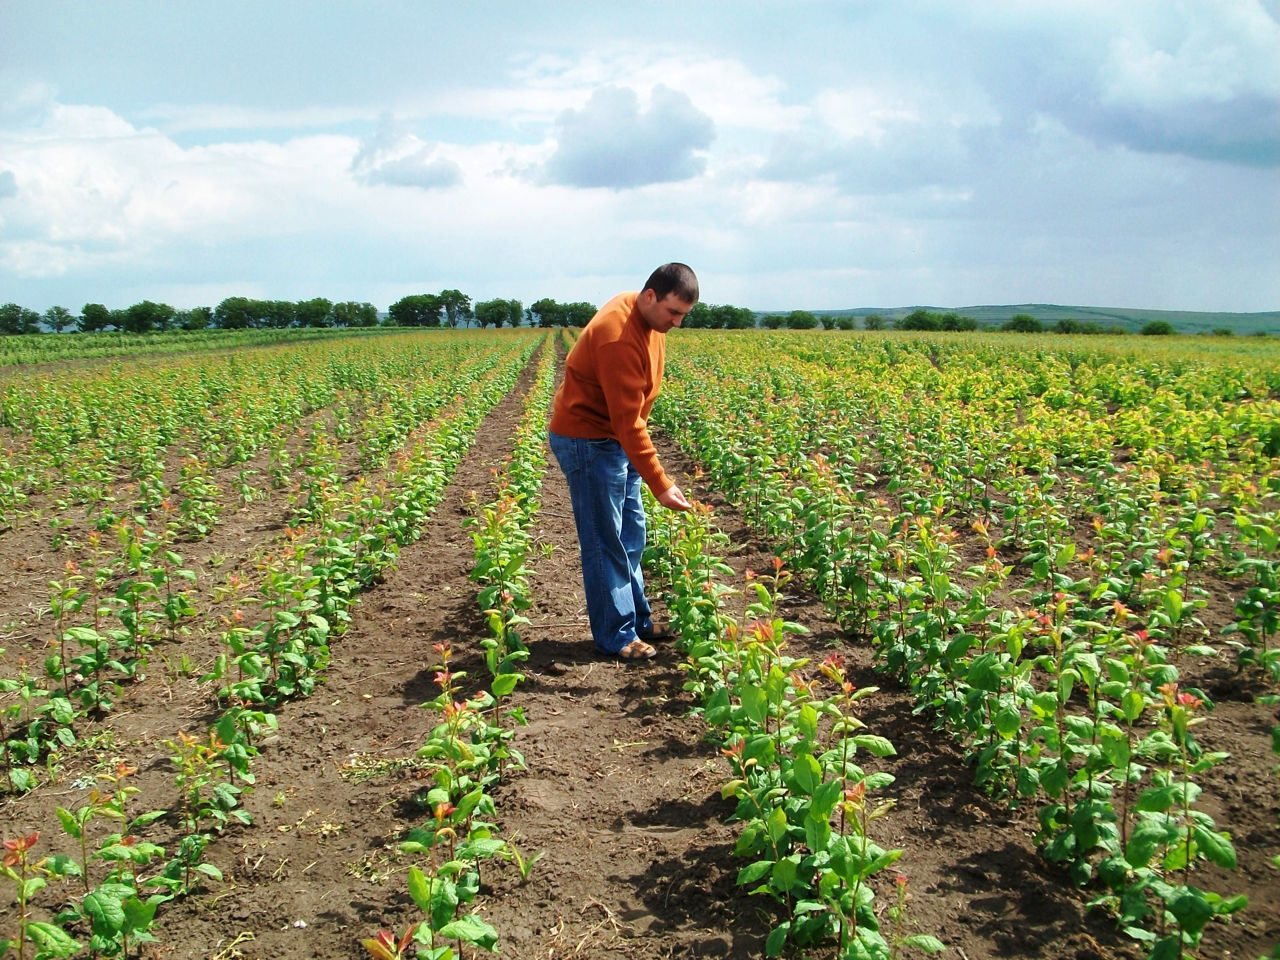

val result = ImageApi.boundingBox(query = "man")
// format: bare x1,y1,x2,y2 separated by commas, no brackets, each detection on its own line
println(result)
548,262,697,661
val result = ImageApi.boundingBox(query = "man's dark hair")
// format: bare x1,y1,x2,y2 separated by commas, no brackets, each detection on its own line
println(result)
643,262,699,304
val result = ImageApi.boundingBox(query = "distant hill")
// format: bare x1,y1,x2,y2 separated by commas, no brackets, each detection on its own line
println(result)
807,304,1280,335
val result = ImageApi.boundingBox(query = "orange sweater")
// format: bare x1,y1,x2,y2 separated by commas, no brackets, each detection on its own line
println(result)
549,292,672,495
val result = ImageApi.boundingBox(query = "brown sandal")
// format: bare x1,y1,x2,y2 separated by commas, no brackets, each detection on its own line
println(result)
639,621,678,643
617,639,657,661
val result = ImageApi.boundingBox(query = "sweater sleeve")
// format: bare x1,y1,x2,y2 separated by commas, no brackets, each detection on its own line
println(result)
598,339,672,496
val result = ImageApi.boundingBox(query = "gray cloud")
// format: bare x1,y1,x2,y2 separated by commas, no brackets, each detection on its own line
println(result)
759,119,981,198
0,171,16,198
351,114,462,190
542,84,714,189
1064,95,1279,167
967,4,1280,167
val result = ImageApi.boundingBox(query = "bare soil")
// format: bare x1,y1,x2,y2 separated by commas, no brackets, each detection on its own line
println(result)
1,348,1276,960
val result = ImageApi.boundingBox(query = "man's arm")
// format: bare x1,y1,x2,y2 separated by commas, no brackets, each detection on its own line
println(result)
597,340,690,510
599,340,674,495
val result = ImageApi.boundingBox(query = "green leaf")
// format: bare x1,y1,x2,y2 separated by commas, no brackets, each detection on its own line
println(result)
810,779,843,820
1217,894,1249,916
705,686,731,725
851,734,896,757
427,875,460,930
741,686,768,725
490,673,520,697
1121,689,1146,723
1126,819,1174,868
438,913,499,950
56,807,81,839
865,848,903,876
1135,783,1178,813
771,856,799,894
461,837,506,860
454,787,485,821
734,822,764,857
24,922,81,957
738,859,773,886
83,886,127,934
1016,765,1039,797
1168,890,1215,937
1100,733,1131,769
765,805,789,845
407,865,432,913
797,703,818,742
1031,691,1059,719
994,707,1022,740
1192,825,1236,869
945,633,976,663
905,934,947,953
765,921,790,957
1163,836,1193,872
863,771,895,791
130,809,167,829
804,812,831,854
46,854,82,879
1147,935,1181,960
122,895,158,934
792,754,821,795
1040,760,1069,797
966,654,999,692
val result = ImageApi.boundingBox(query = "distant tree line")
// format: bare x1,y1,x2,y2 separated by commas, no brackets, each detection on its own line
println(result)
0,290,593,334
0,298,381,334
525,299,597,327
685,303,758,328
999,313,1175,336
211,298,380,330
2,295,1260,337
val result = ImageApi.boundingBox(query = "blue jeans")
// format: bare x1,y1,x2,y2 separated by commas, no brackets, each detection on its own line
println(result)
548,431,654,654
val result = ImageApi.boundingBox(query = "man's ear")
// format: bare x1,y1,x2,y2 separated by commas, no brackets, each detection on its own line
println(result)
638,288,656,307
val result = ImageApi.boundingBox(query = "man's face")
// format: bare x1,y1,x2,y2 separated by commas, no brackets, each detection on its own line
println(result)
639,289,694,333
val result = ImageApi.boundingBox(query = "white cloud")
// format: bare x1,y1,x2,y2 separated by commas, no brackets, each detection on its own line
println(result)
350,115,462,190
541,84,715,189
0,240,85,278
1098,0,1280,107
556,53,795,133
813,87,919,146
0,99,381,281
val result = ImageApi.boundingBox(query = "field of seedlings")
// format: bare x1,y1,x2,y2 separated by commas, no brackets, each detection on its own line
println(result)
0,327,1276,960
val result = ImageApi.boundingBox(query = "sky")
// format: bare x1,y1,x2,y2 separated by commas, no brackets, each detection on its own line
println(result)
1,0,1278,315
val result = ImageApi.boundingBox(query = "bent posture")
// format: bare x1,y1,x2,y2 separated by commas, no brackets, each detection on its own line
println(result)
548,263,697,661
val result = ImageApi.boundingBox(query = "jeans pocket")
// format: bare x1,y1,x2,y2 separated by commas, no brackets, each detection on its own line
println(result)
548,431,578,474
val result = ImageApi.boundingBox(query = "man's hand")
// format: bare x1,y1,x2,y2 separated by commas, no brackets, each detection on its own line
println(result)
657,484,694,511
